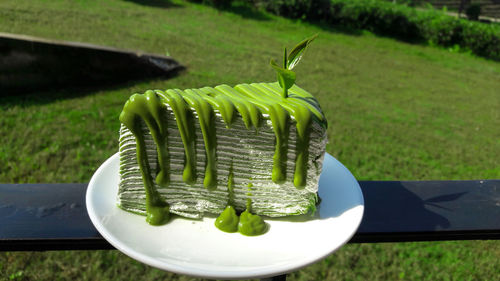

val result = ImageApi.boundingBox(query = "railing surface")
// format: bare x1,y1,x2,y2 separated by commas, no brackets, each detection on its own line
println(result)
1,180,498,281
1,180,499,251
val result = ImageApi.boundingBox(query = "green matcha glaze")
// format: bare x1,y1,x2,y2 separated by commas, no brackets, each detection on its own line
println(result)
238,209,268,236
146,201,171,225
215,205,239,233
215,165,268,236
199,87,236,127
227,162,235,205
119,92,171,225
119,83,326,225
246,180,253,211
246,198,252,210
234,84,290,184
255,84,313,188
182,89,218,190
159,90,197,185
213,85,263,130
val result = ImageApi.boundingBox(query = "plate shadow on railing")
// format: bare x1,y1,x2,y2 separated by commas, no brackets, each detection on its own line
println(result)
358,181,452,233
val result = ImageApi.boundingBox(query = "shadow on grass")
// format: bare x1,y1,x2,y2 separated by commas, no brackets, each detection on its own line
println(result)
0,67,185,108
209,2,432,47
121,0,182,8
299,17,429,45
301,19,364,37
223,2,272,21
196,1,271,21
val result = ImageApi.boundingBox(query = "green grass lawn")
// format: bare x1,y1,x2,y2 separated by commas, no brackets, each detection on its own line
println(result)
1,0,499,280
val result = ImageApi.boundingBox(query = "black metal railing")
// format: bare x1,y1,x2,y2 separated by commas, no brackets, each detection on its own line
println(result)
1,180,499,280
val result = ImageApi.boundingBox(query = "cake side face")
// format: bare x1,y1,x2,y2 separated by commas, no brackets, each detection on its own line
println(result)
117,82,327,220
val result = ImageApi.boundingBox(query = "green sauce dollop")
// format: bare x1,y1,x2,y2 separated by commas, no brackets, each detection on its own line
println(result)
215,206,268,236
238,210,268,236
214,205,239,233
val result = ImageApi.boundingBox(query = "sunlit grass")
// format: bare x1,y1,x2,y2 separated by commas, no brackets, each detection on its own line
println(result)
0,0,499,280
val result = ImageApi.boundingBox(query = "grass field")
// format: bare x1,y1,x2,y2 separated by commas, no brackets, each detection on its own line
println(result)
1,0,499,280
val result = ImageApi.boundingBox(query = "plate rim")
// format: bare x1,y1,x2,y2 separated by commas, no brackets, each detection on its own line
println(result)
86,152,364,279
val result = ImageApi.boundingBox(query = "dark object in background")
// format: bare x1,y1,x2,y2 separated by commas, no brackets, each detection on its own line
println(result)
466,3,482,20
458,0,471,18
0,32,183,96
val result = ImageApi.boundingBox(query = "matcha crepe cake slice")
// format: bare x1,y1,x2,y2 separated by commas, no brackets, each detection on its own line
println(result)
118,82,327,216
117,35,327,235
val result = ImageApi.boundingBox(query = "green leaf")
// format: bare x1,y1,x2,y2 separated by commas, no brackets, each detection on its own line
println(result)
287,34,318,70
270,59,296,98
283,47,287,69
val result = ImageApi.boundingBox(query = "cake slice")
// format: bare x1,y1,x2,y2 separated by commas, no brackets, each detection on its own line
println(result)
117,35,327,235
117,83,327,220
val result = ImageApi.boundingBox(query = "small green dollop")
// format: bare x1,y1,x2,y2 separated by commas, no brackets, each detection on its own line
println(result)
238,209,268,236
146,201,170,225
215,205,239,233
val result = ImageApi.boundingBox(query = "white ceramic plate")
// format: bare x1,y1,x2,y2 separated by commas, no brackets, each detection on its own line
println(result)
86,153,364,280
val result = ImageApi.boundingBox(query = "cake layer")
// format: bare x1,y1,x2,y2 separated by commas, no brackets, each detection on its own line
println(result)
117,82,327,219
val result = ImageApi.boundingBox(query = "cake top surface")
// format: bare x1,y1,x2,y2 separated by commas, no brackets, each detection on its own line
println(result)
122,82,326,129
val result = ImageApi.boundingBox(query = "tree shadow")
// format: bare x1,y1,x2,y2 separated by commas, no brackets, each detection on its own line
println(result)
0,69,184,108
221,2,271,21
0,33,185,105
295,17,428,44
305,19,364,37
121,0,182,8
